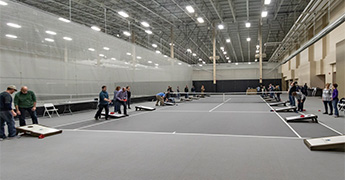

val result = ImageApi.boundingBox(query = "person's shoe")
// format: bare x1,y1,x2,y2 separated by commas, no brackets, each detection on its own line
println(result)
94,117,99,120
334,115,339,118
329,113,333,115
323,112,328,114
0,137,6,141
128,107,131,109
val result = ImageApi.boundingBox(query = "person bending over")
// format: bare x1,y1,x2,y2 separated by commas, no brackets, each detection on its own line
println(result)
14,86,38,126
293,91,306,112
116,87,128,116
156,92,166,106
94,86,112,120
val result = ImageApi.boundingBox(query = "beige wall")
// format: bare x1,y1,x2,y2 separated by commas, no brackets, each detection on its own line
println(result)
281,0,345,92
336,40,345,98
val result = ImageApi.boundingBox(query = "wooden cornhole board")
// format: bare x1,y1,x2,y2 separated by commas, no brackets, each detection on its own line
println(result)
16,124,62,138
304,135,345,151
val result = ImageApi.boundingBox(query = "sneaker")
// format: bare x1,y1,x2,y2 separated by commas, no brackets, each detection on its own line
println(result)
329,113,333,115
0,137,6,141
334,115,339,118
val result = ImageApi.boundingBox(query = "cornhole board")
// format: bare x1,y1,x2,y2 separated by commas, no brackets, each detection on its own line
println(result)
101,112,125,118
164,102,175,106
274,106,297,112
190,96,199,100
285,114,318,123
304,135,345,151
16,124,62,138
135,106,156,111
269,101,287,106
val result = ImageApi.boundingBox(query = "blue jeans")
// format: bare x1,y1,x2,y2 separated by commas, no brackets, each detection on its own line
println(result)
332,98,339,116
18,107,38,126
114,100,120,112
0,111,17,138
289,95,295,106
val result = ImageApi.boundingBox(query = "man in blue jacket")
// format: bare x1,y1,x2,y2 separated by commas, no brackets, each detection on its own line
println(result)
116,87,128,116
94,86,112,120
0,85,18,140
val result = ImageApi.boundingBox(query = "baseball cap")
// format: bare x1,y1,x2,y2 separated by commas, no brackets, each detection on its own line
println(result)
7,85,17,91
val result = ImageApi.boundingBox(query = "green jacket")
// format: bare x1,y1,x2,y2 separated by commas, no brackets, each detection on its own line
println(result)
14,90,36,108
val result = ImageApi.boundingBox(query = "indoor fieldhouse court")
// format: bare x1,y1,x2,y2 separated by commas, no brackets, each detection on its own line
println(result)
1,95,344,180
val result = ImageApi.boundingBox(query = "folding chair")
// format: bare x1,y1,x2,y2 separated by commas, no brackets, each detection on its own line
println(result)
43,103,60,118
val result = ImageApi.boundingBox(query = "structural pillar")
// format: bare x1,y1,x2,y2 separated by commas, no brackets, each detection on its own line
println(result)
170,26,174,58
259,18,263,84
212,23,216,84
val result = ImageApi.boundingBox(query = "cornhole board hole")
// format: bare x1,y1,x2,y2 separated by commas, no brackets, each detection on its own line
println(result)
304,135,345,151
101,112,125,118
274,106,297,112
285,114,318,123
135,106,156,111
16,124,62,138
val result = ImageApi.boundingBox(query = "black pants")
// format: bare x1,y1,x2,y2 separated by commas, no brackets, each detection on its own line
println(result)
118,101,127,115
323,101,332,114
127,98,131,108
18,107,38,126
95,104,109,119
297,99,305,111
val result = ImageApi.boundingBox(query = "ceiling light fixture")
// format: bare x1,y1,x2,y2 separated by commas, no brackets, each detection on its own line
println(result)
44,38,54,42
118,11,129,18
123,31,131,36
152,44,158,48
126,52,131,56
88,48,95,51
137,56,142,59
218,24,224,30
63,37,72,41
155,50,161,54
103,47,110,50
245,22,251,28
58,17,70,23
246,37,251,42
99,54,105,57
264,0,271,5
262,11,268,17
0,1,8,5
141,21,150,27
226,39,231,43
7,23,21,28
91,26,101,31
197,17,204,23
186,6,195,13
192,53,197,57
145,30,153,34
45,31,57,35
187,49,192,53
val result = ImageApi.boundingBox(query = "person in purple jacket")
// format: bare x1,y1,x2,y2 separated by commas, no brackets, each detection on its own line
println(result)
331,83,339,118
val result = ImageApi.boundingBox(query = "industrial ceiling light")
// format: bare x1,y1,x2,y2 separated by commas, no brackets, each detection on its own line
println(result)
248,62,251,64
228,60,231,63
186,6,195,13
187,49,192,53
155,50,161,54
145,30,153,34
152,44,158,48
91,26,101,31
0,1,8,5
118,11,129,18
192,53,197,56
223,51,227,55
256,50,259,53
148,61,152,63
164,55,168,57
99,54,105,57
178,63,182,65
111,58,116,60
256,45,260,49
7,23,21,28
123,31,131,36
63,37,72,41
137,56,142,59
255,59,258,62
88,48,95,51
235,63,239,65
45,31,57,35
226,39,231,43
202,61,206,64
103,47,110,50
245,22,251,28
44,38,54,42
58,17,70,23
264,0,271,5
141,21,150,27
197,17,204,23
126,52,131,56
220,47,224,51
226,57,230,60
246,37,251,42
261,11,268,17
198,58,202,61
199,64,203,67
218,24,224,30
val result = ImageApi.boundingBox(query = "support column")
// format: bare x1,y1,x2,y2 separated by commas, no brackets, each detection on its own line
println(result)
259,18,263,84
170,26,174,58
213,23,216,85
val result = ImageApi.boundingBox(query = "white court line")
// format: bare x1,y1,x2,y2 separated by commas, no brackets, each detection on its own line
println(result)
260,96,302,139
62,129,301,140
157,110,271,114
54,119,94,128
75,105,172,130
208,98,231,112
297,112,343,135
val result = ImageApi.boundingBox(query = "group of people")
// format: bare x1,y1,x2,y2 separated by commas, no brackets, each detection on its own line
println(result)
155,85,206,106
256,84,282,102
0,85,38,140
322,83,340,118
94,85,131,120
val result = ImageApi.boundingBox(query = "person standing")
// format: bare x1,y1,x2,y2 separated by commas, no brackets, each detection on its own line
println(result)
176,86,180,99
288,82,297,106
201,85,205,97
155,92,166,106
0,85,17,140
116,87,128,116
332,83,339,118
14,86,38,126
94,86,111,120
191,86,196,97
322,83,333,115
126,86,131,109
184,85,189,98
275,85,281,102
113,86,121,113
